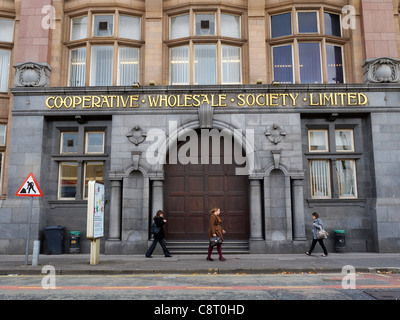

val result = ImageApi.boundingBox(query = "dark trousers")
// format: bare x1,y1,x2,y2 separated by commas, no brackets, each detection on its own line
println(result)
308,239,328,255
146,238,171,257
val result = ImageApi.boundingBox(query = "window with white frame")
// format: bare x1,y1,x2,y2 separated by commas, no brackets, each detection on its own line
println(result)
221,14,241,38
58,162,79,199
85,132,105,154
271,12,291,38
170,14,189,39
118,47,139,85
0,49,11,92
335,129,354,152
0,18,14,42
195,13,215,35
0,124,7,196
83,162,104,198
336,159,357,198
70,16,87,41
299,42,322,84
326,44,344,84
67,12,141,87
0,18,14,93
307,127,358,199
310,160,331,198
324,12,341,37
0,152,4,195
0,125,6,146
272,45,293,84
119,15,141,40
308,130,328,152
57,128,106,200
170,46,189,85
60,132,78,154
297,11,319,33
168,10,243,85
195,44,217,85
69,48,86,86
93,15,114,37
90,45,114,86
269,9,345,84
222,45,241,84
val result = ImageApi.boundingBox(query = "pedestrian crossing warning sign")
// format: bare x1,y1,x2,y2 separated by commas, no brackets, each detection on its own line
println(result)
15,173,43,197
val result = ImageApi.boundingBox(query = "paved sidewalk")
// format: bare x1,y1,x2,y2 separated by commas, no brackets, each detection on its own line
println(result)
0,253,399,275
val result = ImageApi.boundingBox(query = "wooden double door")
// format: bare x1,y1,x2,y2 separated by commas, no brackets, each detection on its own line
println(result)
164,132,249,240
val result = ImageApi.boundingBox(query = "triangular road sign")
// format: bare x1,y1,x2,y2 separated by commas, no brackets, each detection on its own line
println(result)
15,173,43,197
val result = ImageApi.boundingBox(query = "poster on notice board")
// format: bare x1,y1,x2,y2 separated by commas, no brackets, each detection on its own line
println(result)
86,181,104,239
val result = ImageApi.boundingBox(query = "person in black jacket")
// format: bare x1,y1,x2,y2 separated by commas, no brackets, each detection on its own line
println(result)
145,210,172,258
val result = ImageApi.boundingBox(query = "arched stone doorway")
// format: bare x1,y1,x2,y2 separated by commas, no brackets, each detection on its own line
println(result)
163,129,249,240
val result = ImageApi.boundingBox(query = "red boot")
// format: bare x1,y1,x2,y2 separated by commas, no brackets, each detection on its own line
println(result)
217,244,225,261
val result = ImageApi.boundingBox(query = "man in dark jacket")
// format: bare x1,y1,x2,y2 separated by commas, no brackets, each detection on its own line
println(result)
145,210,172,258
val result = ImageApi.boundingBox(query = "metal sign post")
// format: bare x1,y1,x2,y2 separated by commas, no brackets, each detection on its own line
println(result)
15,173,43,266
24,196,33,265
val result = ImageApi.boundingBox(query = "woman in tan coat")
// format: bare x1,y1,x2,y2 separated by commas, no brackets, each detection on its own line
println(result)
206,208,226,261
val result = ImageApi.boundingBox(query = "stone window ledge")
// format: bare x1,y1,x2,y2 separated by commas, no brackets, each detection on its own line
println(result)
48,200,87,209
307,198,367,208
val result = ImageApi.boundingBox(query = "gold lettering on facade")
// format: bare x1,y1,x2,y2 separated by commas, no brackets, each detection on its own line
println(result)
45,92,368,110
289,93,298,106
73,96,82,108
92,95,101,108
130,95,139,108
358,93,368,105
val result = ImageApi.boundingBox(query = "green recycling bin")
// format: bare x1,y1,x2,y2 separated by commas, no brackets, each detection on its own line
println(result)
334,230,346,252
69,231,81,254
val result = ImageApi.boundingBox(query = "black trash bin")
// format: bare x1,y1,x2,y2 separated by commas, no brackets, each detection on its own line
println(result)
69,231,81,254
45,226,65,254
334,230,346,252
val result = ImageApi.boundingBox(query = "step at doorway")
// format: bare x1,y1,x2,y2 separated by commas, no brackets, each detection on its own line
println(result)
165,240,250,254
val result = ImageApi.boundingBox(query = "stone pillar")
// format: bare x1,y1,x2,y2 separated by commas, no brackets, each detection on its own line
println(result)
360,0,398,59
145,0,163,85
247,1,267,84
249,179,263,240
291,178,306,241
151,179,164,215
360,0,400,83
109,180,122,240
14,0,53,86
16,0,52,64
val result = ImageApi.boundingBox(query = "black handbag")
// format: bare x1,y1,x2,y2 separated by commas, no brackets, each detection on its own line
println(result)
209,236,222,247
150,222,160,235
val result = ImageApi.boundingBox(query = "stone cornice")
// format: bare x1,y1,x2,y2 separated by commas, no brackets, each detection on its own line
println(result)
10,83,400,96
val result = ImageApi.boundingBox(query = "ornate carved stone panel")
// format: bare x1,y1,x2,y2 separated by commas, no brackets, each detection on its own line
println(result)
127,126,147,145
363,57,400,83
14,62,51,87
265,124,286,145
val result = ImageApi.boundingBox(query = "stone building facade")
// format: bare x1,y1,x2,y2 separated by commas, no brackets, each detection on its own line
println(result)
1,0,400,254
